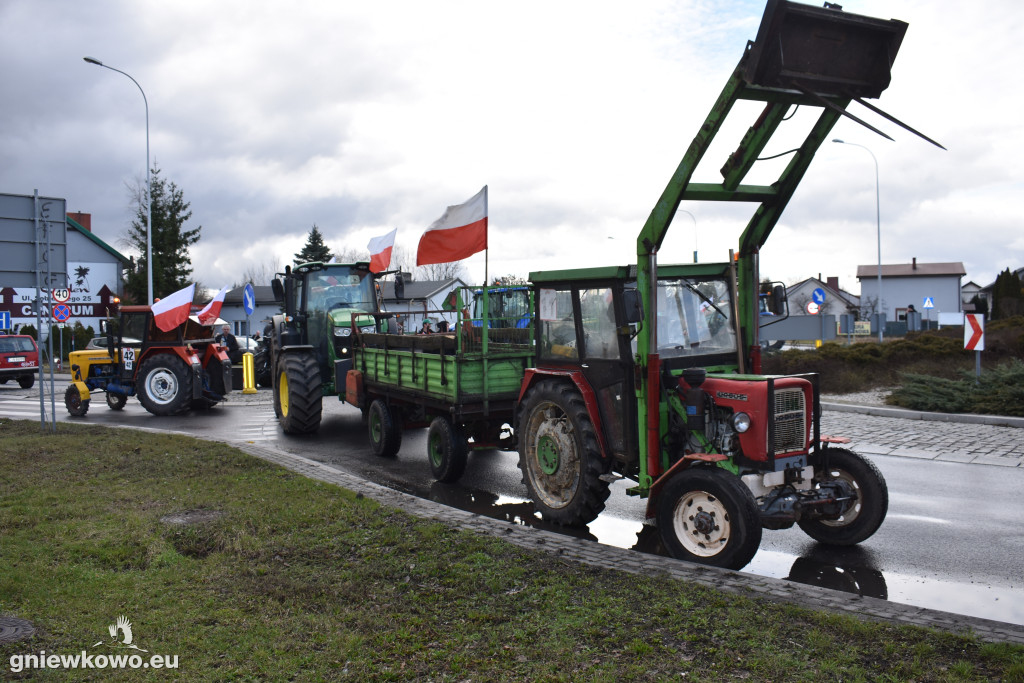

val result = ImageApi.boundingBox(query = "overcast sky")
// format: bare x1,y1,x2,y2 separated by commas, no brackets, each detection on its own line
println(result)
3,0,1022,296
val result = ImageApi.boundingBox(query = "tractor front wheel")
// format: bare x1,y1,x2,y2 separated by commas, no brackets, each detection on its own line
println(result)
64,384,89,417
517,380,610,526
656,467,762,570
276,352,322,434
427,416,468,482
798,448,888,546
138,355,192,416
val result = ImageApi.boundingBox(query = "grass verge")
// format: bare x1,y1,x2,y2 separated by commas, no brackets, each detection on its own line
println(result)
1,419,1022,681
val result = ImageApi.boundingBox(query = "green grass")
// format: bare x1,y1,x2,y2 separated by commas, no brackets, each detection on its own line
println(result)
1,418,1023,681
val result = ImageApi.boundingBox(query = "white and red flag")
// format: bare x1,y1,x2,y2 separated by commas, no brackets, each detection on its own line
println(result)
416,186,487,266
151,283,196,332
367,228,398,273
197,285,230,325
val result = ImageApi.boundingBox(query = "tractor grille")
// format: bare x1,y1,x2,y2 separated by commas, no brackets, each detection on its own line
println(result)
773,387,807,454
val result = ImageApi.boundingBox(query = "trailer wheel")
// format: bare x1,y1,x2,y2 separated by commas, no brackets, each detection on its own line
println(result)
427,417,468,483
657,467,762,570
798,448,888,546
138,355,192,416
64,384,89,417
276,352,323,434
106,392,127,411
518,380,610,526
367,399,402,457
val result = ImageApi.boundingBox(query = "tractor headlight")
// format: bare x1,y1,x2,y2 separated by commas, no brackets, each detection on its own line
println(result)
359,325,376,335
334,327,352,337
731,412,751,433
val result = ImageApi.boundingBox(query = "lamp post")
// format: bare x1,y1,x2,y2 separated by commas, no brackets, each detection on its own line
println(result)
84,57,153,306
677,209,698,263
833,139,883,342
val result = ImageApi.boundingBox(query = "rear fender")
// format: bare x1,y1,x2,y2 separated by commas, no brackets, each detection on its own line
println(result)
518,368,612,461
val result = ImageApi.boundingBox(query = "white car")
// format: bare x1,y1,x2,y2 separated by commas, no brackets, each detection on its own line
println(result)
85,337,141,350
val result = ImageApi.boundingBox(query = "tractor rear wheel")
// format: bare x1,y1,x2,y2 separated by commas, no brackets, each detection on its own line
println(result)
517,380,610,526
656,467,762,570
138,355,192,416
64,384,89,417
427,416,468,482
798,448,888,546
105,392,127,411
367,399,402,457
276,352,322,434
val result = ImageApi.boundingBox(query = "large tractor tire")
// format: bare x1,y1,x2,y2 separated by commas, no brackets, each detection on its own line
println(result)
798,448,888,546
427,416,468,483
137,355,192,416
367,399,402,457
656,466,762,570
276,352,322,434
64,384,89,417
517,380,610,526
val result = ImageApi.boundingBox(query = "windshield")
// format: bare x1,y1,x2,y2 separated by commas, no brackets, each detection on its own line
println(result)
656,277,736,359
304,265,377,316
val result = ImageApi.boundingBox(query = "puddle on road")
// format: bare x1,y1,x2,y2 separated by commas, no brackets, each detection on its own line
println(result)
407,479,1024,627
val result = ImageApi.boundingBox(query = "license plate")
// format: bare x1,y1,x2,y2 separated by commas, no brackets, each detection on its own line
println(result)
7,356,25,362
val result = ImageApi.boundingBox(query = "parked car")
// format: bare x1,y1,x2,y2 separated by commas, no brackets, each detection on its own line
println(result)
0,334,39,388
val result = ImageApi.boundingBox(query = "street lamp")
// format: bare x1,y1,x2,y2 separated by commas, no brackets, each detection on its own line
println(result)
833,139,883,343
84,57,153,306
677,209,698,263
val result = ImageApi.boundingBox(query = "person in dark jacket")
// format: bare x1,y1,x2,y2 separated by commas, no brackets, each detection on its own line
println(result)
218,324,242,363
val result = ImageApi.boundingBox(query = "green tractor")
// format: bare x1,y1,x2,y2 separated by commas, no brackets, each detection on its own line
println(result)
268,261,399,434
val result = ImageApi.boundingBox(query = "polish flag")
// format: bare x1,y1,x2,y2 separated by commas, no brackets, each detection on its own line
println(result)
367,228,398,273
151,283,196,332
416,186,487,266
197,285,230,325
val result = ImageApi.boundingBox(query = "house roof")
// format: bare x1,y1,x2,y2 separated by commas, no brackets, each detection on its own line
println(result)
856,262,965,279
66,216,131,265
786,277,859,306
380,278,466,301
225,285,277,305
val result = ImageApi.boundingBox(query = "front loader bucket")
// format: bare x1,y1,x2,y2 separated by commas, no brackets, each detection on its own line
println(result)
743,0,907,99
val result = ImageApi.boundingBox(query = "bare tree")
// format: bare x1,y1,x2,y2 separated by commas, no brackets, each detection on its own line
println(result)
235,258,282,288
416,261,467,282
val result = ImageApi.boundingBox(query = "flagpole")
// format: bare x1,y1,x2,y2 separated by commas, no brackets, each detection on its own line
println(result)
484,185,489,286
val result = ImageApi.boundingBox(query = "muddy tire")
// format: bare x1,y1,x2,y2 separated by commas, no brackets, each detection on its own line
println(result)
517,380,610,526
656,467,762,570
105,392,127,411
798,448,888,546
367,399,402,457
137,355,192,416
276,352,322,434
64,384,89,417
427,416,468,483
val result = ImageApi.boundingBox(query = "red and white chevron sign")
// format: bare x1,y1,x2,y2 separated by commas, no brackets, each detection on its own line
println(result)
964,314,985,351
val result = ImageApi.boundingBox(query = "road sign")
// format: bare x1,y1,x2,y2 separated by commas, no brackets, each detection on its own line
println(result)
243,283,255,316
52,303,71,323
964,314,984,351
923,297,935,309
0,311,10,329
52,288,71,303
812,287,826,305
805,301,820,315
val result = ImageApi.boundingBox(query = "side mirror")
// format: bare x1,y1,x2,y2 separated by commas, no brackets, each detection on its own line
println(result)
271,278,285,302
622,289,644,324
771,284,787,315
394,273,405,300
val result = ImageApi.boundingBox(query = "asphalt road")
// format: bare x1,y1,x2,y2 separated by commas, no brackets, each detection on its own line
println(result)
3,380,1022,626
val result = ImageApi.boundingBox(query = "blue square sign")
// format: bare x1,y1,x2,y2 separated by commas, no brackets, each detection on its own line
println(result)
0,311,10,330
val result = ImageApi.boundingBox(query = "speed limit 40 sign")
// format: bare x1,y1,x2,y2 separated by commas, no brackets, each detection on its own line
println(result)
52,288,70,303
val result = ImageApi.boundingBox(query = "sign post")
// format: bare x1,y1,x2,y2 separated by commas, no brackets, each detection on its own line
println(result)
964,313,984,382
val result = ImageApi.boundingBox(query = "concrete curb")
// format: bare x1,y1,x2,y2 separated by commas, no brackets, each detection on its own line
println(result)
822,401,1024,429
229,439,1024,645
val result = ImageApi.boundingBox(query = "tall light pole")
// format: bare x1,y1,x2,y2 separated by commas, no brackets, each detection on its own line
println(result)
84,57,153,306
833,139,883,343
677,209,698,263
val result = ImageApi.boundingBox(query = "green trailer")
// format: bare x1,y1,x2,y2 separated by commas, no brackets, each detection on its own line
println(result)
345,287,534,482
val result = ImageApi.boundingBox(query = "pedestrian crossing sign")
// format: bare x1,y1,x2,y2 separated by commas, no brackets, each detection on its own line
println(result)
923,297,935,309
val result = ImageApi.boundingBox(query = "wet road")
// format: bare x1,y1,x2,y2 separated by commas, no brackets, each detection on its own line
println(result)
4,381,1023,626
